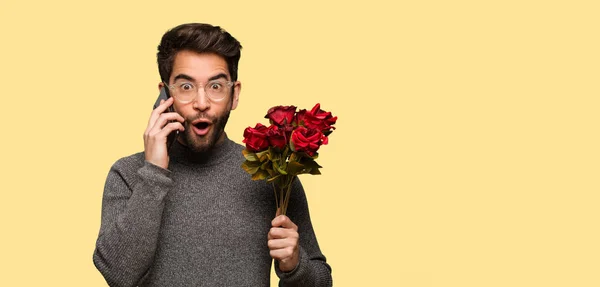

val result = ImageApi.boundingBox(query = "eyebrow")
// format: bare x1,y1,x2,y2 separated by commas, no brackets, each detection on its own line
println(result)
173,74,195,82
208,73,229,81
172,73,229,83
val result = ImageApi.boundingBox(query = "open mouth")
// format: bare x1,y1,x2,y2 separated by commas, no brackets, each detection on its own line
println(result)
192,120,211,136
194,122,209,130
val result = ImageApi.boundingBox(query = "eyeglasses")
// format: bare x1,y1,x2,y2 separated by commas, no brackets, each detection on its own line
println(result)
165,79,234,104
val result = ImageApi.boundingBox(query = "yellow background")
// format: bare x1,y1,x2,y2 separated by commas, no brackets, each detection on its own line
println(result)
1,0,598,286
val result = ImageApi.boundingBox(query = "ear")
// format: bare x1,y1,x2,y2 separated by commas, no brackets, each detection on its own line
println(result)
158,82,165,92
231,81,241,110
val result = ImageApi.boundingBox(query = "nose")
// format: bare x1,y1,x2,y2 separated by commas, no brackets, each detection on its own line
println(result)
192,86,211,111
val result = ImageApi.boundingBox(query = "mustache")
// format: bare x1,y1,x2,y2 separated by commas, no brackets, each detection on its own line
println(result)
186,113,217,124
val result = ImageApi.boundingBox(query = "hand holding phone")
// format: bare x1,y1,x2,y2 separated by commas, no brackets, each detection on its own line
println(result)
144,88,185,169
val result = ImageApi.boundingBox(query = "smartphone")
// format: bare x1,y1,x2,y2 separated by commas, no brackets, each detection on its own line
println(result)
154,87,179,151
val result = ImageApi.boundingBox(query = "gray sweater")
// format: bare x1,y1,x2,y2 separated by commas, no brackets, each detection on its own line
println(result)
93,136,332,286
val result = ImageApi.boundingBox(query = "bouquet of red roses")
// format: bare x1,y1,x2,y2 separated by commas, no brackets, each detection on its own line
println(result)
242,103,337,215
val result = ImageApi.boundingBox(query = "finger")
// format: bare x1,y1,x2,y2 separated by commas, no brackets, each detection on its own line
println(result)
269,248,295,260
145,113,184,140
155,122,185,139
149,112,185,134
268,238,297,250
157,111,185,125
268,227,283,240
147,97,175,131
268,227,298,240
271,215,298,230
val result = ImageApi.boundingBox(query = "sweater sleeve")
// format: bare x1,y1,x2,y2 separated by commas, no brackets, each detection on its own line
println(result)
275,178,333,287
93,158,172,287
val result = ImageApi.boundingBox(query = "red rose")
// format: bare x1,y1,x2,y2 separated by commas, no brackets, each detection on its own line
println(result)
243,123,269,152
302,103,337,134
266,125,287,150
291,126,325,157
281,125,294,143
265,105,297,126
294,109,307,126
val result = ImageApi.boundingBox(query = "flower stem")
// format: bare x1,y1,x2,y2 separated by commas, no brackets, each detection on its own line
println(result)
280,186,284,214
272,182,279,212
282,176,295,216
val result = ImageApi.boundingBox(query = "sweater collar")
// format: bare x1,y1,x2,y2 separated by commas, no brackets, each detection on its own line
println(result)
169,133,235,166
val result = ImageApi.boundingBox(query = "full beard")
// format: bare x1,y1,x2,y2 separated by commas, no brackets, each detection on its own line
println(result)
181,110,231,154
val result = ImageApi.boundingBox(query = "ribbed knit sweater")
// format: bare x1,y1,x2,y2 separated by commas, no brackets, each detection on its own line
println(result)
93,136,332,286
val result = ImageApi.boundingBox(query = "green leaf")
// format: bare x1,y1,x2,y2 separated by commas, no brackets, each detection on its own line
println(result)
256,149,270,162
273,161,288,175
303,159,323,169
300,159,322,175
286,161,306,175
266,167,276,177
309,167,321,175
251,169,269,180
293,151,315,159
266,174,281,183
261,160,272,171
242,149,259,162
241,160,260,174
268,147,281,162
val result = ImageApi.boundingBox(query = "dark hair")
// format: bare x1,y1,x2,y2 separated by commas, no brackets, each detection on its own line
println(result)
157,23,242,83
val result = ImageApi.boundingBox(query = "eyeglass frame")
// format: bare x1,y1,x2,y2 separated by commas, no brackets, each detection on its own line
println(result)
163,79,235,104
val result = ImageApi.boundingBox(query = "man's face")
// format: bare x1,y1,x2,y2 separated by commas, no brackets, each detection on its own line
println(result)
161,50,240,153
